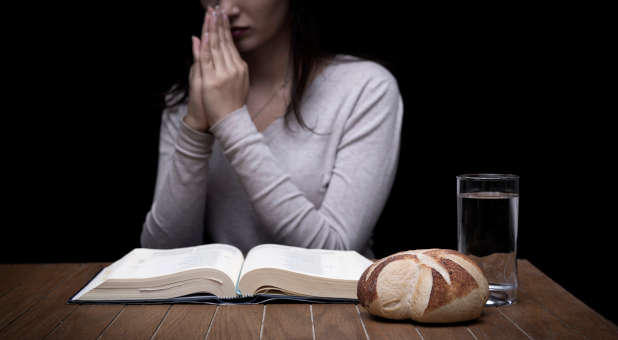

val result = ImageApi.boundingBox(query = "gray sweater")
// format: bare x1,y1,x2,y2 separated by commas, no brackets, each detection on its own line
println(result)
140,55,404,259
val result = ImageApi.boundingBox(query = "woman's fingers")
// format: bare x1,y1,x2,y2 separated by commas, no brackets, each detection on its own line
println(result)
199,8,214,72
200,9,208,42
208,7,226,72
217,11,236,70
220,11,244,70
191,36,200,64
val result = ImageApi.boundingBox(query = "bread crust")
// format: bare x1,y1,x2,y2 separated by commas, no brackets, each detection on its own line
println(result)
357,249,489,323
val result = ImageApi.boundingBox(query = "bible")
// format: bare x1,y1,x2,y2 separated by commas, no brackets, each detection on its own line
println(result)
68,243,374,304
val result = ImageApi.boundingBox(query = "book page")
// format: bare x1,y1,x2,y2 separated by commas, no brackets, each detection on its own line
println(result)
240,244,374,281
72,249,137,300
108,243,244,284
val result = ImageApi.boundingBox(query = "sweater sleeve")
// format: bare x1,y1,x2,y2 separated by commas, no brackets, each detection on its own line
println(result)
140,107,215,248
209,72,403,251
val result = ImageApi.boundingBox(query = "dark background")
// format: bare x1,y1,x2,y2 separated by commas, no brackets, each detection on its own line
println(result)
5,1,615,324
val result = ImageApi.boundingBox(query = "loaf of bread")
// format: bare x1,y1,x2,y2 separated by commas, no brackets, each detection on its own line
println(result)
357,249,488,323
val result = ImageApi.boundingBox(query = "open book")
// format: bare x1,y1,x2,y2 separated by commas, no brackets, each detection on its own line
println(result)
69,243,375,304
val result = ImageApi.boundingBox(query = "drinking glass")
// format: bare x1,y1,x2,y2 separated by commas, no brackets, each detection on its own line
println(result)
457,174,519,306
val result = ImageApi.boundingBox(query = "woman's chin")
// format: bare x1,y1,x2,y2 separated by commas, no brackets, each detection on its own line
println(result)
233,37,258,54
235,43,251,54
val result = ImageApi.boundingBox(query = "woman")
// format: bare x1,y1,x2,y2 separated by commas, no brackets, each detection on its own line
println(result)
140,0,403,259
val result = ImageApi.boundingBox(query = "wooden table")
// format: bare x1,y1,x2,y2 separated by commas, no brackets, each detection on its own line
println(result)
0,260,616,339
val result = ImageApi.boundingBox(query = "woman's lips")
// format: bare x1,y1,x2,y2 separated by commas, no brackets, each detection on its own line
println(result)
231,27,249,38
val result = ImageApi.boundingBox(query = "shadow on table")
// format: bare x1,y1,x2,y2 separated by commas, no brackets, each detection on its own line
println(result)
364,312,482,327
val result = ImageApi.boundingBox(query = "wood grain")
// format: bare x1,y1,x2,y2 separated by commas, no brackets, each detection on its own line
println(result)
0,263,83,330
311,304,366,340
498,294,584,339
356,305,420,340
97,304,170,339
519,259,618,339
45,304,124,340
206,304,263,340
467,307,530,339
261,304,313,340
0,262,106,339
416,322,476,340
0,264,41,297
152,304,216,340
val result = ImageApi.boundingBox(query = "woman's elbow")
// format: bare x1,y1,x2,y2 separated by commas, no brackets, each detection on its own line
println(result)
140,227,157,248
140,214,177,249
318,223,355,250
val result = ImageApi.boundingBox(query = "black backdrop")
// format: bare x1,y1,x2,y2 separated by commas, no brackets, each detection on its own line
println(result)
5,1,615,325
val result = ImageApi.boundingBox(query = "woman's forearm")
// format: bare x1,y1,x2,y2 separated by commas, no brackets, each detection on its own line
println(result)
210,90,402,251
141,115,215,248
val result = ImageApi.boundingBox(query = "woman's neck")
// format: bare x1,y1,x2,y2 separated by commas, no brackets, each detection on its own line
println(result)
240,25,292,90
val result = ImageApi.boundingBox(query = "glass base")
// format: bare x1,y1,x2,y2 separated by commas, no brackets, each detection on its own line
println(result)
486,298,517,307
485,283,517,307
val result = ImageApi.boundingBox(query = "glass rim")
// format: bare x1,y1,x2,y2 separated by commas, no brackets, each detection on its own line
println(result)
457,173,519,180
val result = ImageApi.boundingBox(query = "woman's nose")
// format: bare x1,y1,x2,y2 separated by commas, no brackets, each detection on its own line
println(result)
218,0,240,16
200,0,219,10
